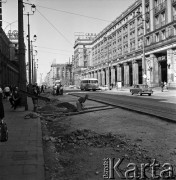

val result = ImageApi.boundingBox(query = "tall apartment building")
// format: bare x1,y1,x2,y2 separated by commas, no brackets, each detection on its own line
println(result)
73,33,96,87
80,0,176,88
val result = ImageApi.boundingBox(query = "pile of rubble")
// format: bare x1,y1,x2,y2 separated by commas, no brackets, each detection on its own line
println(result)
56,102,77,112
43,129,151,163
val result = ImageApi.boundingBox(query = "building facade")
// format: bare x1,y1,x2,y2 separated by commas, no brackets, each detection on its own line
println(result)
78,0,176,88
73,33,96,87
45,63,72,87
0,27,19,87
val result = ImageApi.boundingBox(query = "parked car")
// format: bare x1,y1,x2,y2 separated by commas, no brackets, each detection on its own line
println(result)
130,84,153,96
69,85,74,89
99,85,108,91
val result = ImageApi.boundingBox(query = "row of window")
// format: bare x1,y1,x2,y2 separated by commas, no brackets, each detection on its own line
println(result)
145,25,176,45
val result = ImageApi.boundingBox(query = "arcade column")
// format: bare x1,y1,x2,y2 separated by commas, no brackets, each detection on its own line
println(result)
116,64,122,82
98,70,101,85
101,69,105,85
132,60,139,85
167,49,176,88
150,54,159,87
123,62,129,86
106,67,109,86
111,66,115,86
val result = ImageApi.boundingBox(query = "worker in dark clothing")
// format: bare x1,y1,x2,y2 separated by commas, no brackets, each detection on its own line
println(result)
32,85,39,112
76,94,88,111
41,85,44,93
0,87,5,121
9,87,21,110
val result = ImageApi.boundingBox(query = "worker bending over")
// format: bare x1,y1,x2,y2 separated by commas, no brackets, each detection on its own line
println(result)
76,94,88,111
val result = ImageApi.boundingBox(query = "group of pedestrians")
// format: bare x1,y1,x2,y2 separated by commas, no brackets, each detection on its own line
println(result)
53,83,63,95
0,85,21,110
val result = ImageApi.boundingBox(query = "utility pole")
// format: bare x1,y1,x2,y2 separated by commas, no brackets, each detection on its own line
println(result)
18,0,28,110
27,13,31,84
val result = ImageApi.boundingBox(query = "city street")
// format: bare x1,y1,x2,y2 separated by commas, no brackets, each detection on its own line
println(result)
1,0,176,179
40,90,176,179
68,88,176,122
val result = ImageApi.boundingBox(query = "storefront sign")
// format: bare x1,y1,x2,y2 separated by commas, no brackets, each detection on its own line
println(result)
7,30,18,40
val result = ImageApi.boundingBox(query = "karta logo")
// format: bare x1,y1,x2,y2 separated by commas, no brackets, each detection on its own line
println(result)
103,158,175,179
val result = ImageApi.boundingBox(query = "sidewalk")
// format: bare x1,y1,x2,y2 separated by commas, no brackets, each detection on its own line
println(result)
0,98,45,180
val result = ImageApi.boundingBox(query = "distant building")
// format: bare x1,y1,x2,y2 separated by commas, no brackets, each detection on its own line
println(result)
73,33,96,87
78,0,176,88
44,63,72,87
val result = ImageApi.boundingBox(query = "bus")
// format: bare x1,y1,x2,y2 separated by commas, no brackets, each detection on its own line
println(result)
80,78,99,91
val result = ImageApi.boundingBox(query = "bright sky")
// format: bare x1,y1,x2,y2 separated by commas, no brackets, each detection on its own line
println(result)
2,0,136,82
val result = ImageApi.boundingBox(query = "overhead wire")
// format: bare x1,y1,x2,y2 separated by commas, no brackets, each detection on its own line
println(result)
35,8,73,47
36,4,111,23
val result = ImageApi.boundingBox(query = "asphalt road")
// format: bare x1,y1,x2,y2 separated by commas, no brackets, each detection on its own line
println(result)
69,91,176,122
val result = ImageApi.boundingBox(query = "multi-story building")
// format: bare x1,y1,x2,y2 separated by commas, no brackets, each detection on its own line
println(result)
73,33,96,87
45,63,72,87
79,0,176,88
0,26,19,87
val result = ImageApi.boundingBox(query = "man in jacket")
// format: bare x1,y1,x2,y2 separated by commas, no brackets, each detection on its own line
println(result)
0,87,5,120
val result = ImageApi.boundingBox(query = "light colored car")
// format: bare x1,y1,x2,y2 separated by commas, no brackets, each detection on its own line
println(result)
99,85,108,91
130,84,153,96
69,85,74,89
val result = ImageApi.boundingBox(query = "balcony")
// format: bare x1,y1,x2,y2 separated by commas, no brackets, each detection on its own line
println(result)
154,6,160,14
155,23,160,29
137,21,143,26
161,20,166,27
160,1,166,12
146,28,150,33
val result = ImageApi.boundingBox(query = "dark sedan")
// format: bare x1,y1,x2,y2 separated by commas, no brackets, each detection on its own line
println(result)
130,84,153,96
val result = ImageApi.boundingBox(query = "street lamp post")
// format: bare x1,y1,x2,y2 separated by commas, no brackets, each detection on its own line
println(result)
137,10,147,84
33,55,38,83
104,36,111,90
29,35,37,84
24,3,36,85
18,0,28,110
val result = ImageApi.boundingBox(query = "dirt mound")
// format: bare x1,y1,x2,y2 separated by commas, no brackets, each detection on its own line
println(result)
56,102,77,112
39,104,59,112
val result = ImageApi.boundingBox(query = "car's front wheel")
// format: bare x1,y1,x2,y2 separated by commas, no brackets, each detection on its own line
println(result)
148,93,151,96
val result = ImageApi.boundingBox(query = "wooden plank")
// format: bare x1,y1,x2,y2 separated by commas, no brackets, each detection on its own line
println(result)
19,90,50,102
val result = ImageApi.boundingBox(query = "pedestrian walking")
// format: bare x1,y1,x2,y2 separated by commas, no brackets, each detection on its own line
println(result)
164,81,168,90
0,87,5,121
76,94,88,111
161,82,164,92
32,84,39,112
4,86,10,100
9,87,21,110
41,85,44,93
